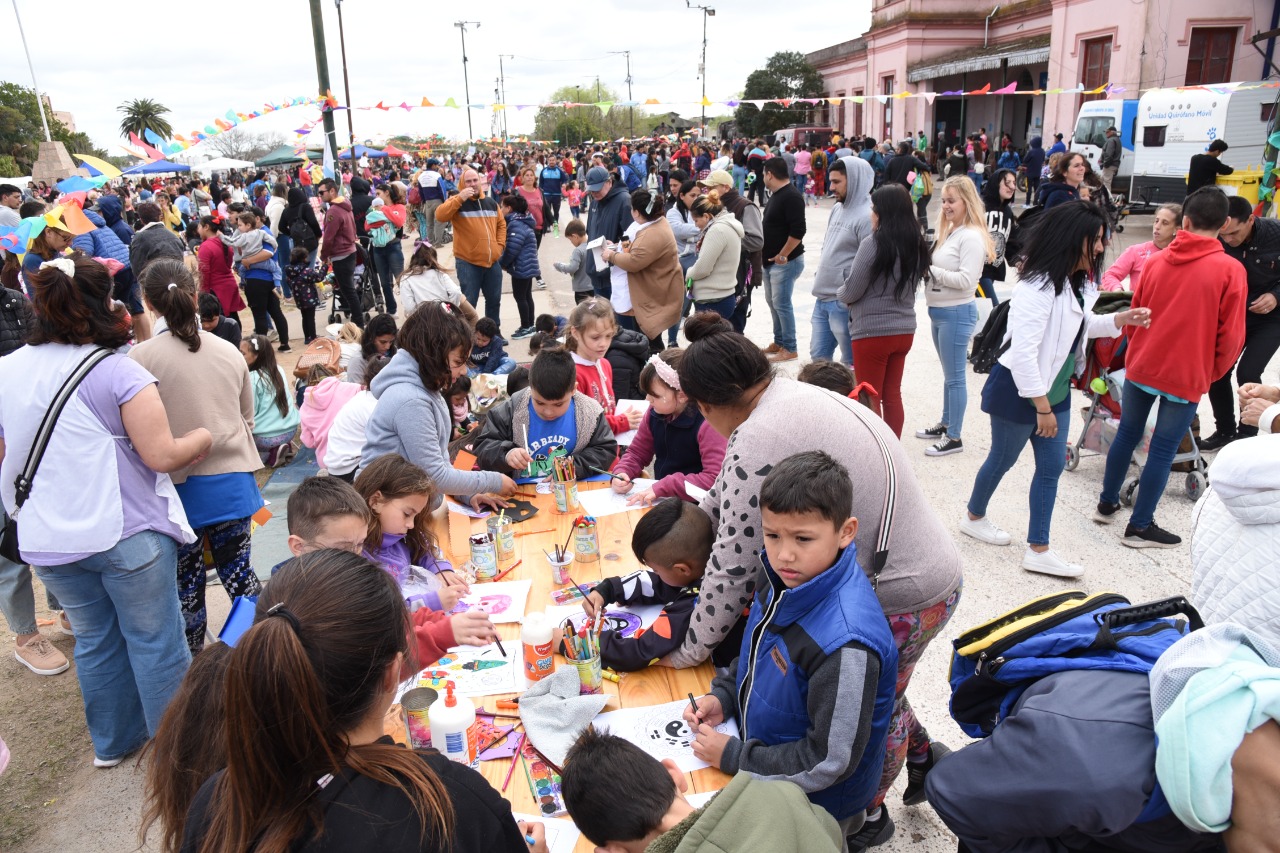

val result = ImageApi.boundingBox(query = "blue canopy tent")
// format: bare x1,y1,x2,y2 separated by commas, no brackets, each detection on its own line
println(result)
122,159,191,175
338,145,387,160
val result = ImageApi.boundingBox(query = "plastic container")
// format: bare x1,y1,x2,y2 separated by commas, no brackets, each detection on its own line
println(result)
430,681,478,768
522,610,555,683
1217,167,1263,205
547,550,573,585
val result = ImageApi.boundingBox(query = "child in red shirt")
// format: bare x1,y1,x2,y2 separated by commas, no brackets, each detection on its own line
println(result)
567,297,642,437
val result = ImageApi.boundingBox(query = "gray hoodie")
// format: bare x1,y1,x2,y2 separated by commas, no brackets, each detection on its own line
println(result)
811,156,875,300
359,349,504,505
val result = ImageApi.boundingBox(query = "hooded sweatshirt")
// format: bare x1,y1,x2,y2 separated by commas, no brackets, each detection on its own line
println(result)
1123,231,1247,402
280,187,322,251
97,195,133,246
811,156,874,300
1021,136,1046,176
436,186,506,268
320,196,357,264
300,376,362,465
359,349,506,504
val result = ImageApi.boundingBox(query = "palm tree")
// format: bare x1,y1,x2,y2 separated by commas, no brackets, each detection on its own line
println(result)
118,98,173,141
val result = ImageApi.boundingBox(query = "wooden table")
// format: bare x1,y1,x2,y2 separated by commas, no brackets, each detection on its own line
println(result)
384,484,730,851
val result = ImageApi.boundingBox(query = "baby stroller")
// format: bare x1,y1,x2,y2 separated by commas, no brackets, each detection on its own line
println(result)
1065,294,1208,502
326,243,384,325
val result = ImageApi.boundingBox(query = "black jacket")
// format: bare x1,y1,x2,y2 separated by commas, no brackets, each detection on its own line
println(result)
0,288,33,358
181,740,530,853
129,223,185,280
884,154,930,191
349,177,374,234
471,389,617,476
281,188,323,252
1038,180,1080,209
585,184,634,289
591,570,698,671
1221,215,1280,312
606,327,650,400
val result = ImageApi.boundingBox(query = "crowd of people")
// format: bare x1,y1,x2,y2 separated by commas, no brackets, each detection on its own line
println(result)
0,120,1278,853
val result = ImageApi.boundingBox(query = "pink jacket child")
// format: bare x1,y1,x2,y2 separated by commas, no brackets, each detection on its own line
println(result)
300,376,362,465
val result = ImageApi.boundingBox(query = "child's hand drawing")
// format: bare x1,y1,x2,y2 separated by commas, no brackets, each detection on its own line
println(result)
506,447,534,471
683,693,723,728
581,590,607,620
690,722,729,768
450,611,497,646
436,584,466,611
625,486,658,507
610,471,634,495
518,819,548,853
440,571,470,593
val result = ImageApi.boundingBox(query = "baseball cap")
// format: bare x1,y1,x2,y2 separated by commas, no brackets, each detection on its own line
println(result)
426,158,441,166
699,170,733,189
585,166,610,192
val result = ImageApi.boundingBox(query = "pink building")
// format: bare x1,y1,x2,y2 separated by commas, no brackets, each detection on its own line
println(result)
807,0,1272,150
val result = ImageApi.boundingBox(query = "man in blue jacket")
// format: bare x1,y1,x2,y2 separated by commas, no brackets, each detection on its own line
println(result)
583,166,633,299
73,203,149,341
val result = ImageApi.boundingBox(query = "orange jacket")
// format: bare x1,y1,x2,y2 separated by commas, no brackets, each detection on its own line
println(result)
436,192,506,267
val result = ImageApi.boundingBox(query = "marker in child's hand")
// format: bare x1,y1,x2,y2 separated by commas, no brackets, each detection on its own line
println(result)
688,692,700,718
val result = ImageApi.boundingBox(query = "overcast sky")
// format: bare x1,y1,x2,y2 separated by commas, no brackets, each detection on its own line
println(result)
4,0,871,156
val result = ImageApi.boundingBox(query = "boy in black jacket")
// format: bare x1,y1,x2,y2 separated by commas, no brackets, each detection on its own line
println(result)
583,498,743,671
473,347,617,479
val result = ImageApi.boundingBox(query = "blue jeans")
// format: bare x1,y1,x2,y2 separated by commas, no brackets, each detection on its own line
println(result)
810,298,853,364
0,528,59,636
456,259,503,324
968,409,1069,546
668,293,693,347
468,358,517,377
694,294,737,323
372,243,404,314
978,275,999,307
793,174,808,195
1100,382,1200,530
276,233,293,298
732,165,748,193
764,257,804,353
928,302,978,440
35,530,190,760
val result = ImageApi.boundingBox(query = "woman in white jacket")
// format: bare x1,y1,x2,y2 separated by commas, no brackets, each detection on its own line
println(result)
686,190,745,321
918,176,995,457
962,201,1150,578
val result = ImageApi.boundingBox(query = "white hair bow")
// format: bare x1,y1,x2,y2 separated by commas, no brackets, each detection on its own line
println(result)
39,257,75,278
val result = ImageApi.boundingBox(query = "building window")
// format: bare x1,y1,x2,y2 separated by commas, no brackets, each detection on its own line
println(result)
1186,28,1238,86
882,76,895,138
853,90,864,138
1143,125,1167,147
1080,37,1112,104
1263,103,1278,124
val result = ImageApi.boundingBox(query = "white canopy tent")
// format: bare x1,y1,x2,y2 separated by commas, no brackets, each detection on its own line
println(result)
191,157,256,175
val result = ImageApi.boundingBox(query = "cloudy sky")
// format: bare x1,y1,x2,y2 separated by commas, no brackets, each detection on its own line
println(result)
3,0,871,156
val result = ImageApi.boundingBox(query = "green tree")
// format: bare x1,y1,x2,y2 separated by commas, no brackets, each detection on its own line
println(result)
118,98,173,141
0,81,108,173
533,83,639,144
734,52,823,139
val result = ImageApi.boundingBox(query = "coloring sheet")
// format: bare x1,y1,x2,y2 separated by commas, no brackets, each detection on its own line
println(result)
613,400,652,446
449,579,532,624
397,643,519,699
684,482,708,502
592,699,740,772
546,602,665,638
684,789,722,809
511,813,581,853
576,479,657,518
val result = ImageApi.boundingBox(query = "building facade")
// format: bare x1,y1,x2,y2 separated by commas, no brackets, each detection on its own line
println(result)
807,0,1273,150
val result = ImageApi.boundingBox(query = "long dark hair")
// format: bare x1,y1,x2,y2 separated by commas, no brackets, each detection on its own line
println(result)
981,168,1017,214
397,300,471,393
674,180,698,218
361,313,398,359
140,258,201,352
869,185,931,301
677,312,772,407
27,254,132,349
1017,200,1107,294
245,334,290,418
195,550,454,853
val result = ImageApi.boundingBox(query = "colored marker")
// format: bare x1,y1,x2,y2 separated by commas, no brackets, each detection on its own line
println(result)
688,692,700,717
492,559,522,582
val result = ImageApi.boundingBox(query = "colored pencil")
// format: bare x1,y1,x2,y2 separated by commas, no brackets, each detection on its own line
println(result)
515,528,554,536
494,636,507,657
586,464,628,483
502,734,525,792
491,559,522,582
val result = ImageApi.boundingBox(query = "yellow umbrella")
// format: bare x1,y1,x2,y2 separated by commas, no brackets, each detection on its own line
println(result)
74,153,122,178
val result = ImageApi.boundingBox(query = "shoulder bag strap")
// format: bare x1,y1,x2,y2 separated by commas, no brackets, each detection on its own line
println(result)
12,347,114,513
831,393,897,590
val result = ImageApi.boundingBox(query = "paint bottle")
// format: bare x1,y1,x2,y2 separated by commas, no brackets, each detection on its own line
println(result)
430,681,478,768
522,609,555,683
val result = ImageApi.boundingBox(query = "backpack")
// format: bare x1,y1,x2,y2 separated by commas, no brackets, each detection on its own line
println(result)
289,215,315,250
407,183,422,206
967,299,1012,373
949,591,1201,739
293,337,342,379
621,164,642,192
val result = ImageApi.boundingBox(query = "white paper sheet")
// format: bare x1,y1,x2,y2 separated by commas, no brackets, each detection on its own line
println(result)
592,699,740,772
445,498,491,519
395,642,519,701
511,813,581,853
576,478,657,518
684,789,723,809
612,399,652,446
684,482,708,502
450,579,532,624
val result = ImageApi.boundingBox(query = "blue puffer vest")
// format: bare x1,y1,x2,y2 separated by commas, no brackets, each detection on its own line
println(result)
736,543,898,820
501,212,541,279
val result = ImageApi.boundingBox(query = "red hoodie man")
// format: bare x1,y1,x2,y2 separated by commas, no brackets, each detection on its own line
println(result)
1097,188,1246,548
317,178,363,327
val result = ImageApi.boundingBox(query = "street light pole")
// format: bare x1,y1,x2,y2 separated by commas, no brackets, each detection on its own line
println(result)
686,2,715,137
307,0,339,160
454,21,481,140
12,0,51,141
335,0,356,149
499,54,513,140
609,50,634,138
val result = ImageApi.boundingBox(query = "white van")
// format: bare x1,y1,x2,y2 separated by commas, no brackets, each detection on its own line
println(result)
1070,100,1138,190
1131,84,1275,205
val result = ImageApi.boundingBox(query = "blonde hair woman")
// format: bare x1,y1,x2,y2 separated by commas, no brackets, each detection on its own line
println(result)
917,176,995,457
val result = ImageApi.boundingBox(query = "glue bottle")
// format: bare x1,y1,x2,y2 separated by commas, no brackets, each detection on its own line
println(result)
430,681,478,768
522,609,555,683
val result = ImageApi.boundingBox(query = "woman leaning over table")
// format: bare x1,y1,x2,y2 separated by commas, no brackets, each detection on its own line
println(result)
0,255,210,768
671,312,963,849
961,201,1151,579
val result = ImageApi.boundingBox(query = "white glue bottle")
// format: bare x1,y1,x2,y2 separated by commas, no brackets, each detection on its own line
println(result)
522,609,555,684
430,681,478,768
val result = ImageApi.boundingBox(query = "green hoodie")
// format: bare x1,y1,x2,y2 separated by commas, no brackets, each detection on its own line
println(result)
645,772,842,853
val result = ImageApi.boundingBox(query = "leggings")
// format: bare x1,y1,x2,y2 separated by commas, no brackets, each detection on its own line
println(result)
871,586,962,809
244,278,290,344
512,276,535,328
297,308,316,343
176,516,261,654
851,334,914,437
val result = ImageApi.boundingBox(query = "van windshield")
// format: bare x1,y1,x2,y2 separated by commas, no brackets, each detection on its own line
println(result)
1074,116,1116,148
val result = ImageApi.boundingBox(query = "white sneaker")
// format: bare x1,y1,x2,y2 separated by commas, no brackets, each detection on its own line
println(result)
1021,547,1083,578
93,755,123,768
960,515,1012,546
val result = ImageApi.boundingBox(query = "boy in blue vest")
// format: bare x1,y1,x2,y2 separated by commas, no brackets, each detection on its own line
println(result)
684,450,899,843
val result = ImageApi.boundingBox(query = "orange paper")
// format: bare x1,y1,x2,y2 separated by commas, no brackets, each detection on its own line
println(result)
453,450,478,471
252,506,273,526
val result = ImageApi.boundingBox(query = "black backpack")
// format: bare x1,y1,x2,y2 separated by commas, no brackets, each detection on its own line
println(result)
289,214,315,250
968,300,1012,374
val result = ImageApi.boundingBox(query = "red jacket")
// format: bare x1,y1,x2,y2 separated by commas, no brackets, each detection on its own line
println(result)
573,355,630,434
320,197,357,264
1124,231,1247,402
411,608,456,669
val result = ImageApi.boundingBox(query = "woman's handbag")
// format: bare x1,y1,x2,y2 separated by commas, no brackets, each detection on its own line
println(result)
0,347,113,563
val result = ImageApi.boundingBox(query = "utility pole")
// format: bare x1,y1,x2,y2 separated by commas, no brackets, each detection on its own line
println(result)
12,0,51,142
686,2,715,137
499,54,513,140
454,21,481,140
307,0,339,160
334,0,356,149
609,50,634,138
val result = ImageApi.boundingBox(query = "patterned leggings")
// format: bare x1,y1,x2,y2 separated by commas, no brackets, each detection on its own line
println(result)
871,585,962,809
176,517,261,654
